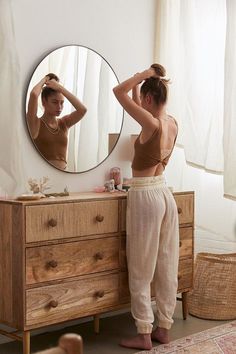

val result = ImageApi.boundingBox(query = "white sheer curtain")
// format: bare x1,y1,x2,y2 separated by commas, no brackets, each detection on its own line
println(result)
155,0,236,198
0,0,25,197
155,0,226,173
223,0,236,198
27,46,121,172
70,48,121,171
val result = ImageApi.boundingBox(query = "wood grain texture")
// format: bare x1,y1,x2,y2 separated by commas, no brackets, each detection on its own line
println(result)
174,193,194,225
25,203,74,243
26,200,119,243
179,227,193,258
0,204,24,328
26,237,119,284
12,205,24,328
0,191,194,336
0,204,13,324
26,274,119,326
1,192,126,206
73,200,118,237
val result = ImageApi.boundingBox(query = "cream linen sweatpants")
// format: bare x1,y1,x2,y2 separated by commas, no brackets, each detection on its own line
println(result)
126,175,179,334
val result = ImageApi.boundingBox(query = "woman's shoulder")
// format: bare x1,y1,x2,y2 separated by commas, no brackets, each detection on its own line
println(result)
167,114,178,126
58,116,69,130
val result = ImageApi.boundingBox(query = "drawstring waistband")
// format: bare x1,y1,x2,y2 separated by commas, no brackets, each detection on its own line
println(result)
129,175,166,190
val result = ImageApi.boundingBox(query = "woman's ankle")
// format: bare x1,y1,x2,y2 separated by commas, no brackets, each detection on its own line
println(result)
151,326,170,344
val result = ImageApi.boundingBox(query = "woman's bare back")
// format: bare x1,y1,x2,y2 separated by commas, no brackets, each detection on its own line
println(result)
132,115,178,177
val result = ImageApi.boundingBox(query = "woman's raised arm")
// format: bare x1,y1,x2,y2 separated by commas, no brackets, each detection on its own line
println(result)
45,79,87,128
113,68,157,130
26,76,48,139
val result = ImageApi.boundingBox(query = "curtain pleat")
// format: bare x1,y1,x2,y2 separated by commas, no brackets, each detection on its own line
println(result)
0,0,25,197
155,0,236,198
223,0,236,198
155,0,226,173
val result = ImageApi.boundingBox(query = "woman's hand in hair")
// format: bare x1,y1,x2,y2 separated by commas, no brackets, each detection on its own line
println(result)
45,79,63,91
147,67,159,78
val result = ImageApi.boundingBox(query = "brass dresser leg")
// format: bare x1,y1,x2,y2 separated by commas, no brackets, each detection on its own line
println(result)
23,330,30,354
94,314,100,334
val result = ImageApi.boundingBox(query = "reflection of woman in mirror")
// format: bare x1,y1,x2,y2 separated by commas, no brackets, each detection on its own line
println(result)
26,73,87,170
113,64,179,350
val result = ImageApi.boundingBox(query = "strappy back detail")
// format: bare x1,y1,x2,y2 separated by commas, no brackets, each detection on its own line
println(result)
131,117,178,171
159,118,178,167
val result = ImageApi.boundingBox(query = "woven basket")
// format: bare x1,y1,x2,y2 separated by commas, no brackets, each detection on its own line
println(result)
188,252,236,320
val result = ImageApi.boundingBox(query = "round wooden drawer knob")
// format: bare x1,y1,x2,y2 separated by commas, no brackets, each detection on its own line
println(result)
47,260,58,268
177,207,182,214
49,300,58,308
179,241,182,247
94,290,105,298
48,218,57,227
96,215,104,222
178,274,182,281
94,252,104,261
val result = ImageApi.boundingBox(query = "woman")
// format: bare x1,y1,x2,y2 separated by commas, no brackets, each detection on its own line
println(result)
27,73,87,170
113,64,179,350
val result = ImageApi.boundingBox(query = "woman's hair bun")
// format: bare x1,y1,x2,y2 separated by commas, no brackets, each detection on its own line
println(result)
46,73,59,82
151,63,166,77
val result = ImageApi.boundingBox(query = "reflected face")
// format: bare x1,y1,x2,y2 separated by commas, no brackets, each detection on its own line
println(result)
26,45,123,173
42,92,64,116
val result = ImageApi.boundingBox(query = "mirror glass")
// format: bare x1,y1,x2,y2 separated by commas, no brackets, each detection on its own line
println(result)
25,45,123,173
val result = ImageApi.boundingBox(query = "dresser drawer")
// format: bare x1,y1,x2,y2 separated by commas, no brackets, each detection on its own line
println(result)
177,258,193,291
26,273,119,326
174,194,194,225
26,237,119,285
25,203,74,243
73,200,118,237
25,200,119,243
179,227,193,258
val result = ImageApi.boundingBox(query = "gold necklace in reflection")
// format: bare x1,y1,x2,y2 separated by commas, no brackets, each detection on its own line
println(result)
41,118,60,135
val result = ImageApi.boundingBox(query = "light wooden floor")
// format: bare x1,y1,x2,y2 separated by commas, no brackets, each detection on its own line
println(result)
0,302,229,354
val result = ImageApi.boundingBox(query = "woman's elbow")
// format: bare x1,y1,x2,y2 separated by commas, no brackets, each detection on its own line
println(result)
113,85,121,98
81,106,87,117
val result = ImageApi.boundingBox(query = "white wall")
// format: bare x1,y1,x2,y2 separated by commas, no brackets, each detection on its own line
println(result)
0,0,156,344
11,0,156,193
9,0,236,253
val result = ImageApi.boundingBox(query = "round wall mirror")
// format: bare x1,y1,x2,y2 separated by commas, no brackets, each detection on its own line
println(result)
25,45,123,173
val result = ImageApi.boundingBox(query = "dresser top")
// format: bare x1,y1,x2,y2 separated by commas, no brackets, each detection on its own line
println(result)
0,191,194,206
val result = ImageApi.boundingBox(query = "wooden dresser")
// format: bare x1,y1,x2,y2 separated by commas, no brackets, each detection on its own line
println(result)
0,191,194,354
